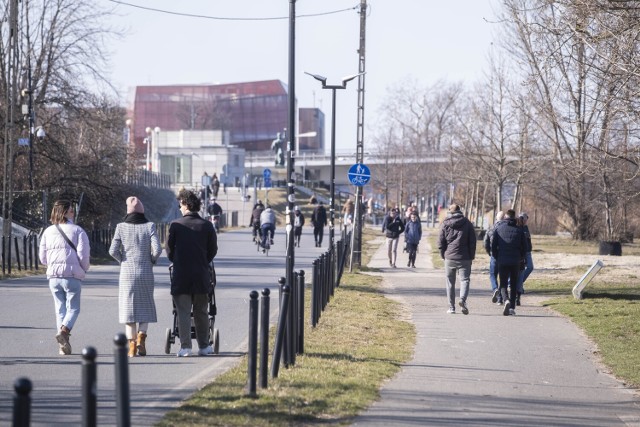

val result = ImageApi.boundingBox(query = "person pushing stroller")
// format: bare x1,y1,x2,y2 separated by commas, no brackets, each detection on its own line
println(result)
167,189,218,357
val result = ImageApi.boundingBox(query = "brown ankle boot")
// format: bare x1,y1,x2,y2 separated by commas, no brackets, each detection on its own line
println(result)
136,332,147,356
56,325,72,355
128,339,137,358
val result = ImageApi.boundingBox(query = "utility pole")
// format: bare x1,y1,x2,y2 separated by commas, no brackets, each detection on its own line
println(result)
351,0,367,269
285,0,297,360
2,0,20,256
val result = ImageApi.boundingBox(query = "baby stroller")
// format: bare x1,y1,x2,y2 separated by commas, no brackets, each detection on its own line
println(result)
164,262,220,355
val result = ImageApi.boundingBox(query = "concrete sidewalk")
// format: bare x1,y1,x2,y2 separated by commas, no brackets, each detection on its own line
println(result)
352,237,639,427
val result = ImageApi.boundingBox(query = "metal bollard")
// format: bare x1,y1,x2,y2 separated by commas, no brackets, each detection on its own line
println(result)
82,347,98,427
277,277,290,368
113,333,131,427
270,285,290,378
12,377,32,427
259,288,270,389
247,290,259,397
311,260,319,327
287,272,297,366
297,270,305,354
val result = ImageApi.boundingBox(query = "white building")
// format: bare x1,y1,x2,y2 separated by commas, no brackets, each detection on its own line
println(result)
155,130,246,192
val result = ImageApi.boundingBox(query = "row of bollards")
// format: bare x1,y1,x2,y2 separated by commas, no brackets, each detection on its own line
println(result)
247,270,307,397
12,333,134,427
310,230,351,328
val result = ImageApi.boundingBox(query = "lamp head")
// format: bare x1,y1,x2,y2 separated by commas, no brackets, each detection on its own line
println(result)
304,72,327,86
36,126,46,140
341,72,365,85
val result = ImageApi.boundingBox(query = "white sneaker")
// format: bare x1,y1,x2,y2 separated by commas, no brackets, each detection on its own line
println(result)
446,307,455,314
198,345,213,356
177,348,192,357
509,308,516,316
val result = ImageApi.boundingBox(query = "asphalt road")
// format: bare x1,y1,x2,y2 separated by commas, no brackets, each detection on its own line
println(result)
0,225,328,426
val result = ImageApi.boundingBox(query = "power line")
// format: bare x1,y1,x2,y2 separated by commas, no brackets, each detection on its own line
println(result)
107,0,358,21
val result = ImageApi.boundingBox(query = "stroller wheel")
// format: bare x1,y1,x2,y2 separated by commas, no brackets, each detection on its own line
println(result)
164,328,172,355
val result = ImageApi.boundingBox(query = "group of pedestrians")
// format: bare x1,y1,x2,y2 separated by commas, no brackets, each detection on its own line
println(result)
381,204,423,268
39,189,218,357
438,204,534,316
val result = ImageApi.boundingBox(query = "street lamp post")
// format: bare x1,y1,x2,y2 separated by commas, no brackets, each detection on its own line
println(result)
145,126,160,172
305,72,363,248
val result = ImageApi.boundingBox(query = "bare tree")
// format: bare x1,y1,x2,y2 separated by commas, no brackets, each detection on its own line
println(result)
501,0,640,240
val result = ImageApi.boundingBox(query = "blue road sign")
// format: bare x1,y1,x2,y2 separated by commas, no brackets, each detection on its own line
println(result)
264,177,272,188
263,168,272,179
348,163,371,186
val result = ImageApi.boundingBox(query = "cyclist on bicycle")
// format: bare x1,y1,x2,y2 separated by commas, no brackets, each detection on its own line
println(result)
259,205,276,250
249,199,265,241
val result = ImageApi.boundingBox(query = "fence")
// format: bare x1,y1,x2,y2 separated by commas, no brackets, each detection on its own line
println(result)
1,223,170,276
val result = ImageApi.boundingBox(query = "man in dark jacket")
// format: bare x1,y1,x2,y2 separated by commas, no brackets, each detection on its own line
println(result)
484,211,505,304
491,209,526,316
438,204,477,314
249,200,265,240
381,208,405,268
167,189,218,357
311,202,328,248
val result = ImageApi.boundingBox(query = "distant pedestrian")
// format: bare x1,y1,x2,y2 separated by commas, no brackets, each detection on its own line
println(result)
293,206,305,247
484,211,505,304
211,174,220,198
438,204,477,315
404,211,422,268
109,197,162,357
517,212,534,306
311,201,328,247
381,208,405,268
491,209,526,316
39,199,91,355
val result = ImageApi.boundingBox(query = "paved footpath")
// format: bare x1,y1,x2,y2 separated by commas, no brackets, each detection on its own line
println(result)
353,236,640,427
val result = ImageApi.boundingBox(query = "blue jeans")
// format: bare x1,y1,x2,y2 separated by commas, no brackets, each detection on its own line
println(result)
489,257,499,291
49,277,82,331
261,224,274,248
517,252,534,293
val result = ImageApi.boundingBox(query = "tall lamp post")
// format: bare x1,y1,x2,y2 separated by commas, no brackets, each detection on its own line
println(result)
305,72,363,247
144,126,160,171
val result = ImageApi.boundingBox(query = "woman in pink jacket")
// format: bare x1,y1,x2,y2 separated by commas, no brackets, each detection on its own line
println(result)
39,199,91,355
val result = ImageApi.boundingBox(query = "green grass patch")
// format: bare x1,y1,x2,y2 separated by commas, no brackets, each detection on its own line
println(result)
157,271,415,426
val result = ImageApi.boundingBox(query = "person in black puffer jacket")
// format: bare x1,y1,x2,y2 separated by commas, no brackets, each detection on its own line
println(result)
381,208,405,268
438,204,477,315
491,209,526,316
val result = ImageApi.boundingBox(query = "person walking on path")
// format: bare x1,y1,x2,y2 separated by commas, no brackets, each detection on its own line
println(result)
516,212,534,305
109,197,162,357
404,211,422,267
311,201,328,248
484,210,505,304
293,206,305,247
39,199,91,355
438,203,477,314
166,189,218,357
491,209,526,316
381,208,405,268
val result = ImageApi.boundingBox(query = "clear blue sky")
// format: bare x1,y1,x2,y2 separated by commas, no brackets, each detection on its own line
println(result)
104,0,499,153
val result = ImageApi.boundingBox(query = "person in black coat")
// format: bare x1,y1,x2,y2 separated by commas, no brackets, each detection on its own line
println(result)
491,209,526,316
381,208,405,268
311,202,328,247
166,189,218,357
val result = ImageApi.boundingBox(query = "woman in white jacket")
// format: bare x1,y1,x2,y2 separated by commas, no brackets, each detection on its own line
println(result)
39,199,91,355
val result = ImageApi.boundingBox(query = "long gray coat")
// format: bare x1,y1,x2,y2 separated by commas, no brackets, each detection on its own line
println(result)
109,222,162,323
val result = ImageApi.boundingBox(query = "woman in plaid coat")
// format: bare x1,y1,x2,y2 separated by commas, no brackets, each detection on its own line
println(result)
109,197,162,357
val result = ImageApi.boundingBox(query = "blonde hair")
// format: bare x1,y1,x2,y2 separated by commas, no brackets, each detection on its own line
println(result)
50,200,73,224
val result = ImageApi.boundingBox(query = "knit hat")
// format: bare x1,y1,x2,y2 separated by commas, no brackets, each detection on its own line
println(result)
126,196,144,214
